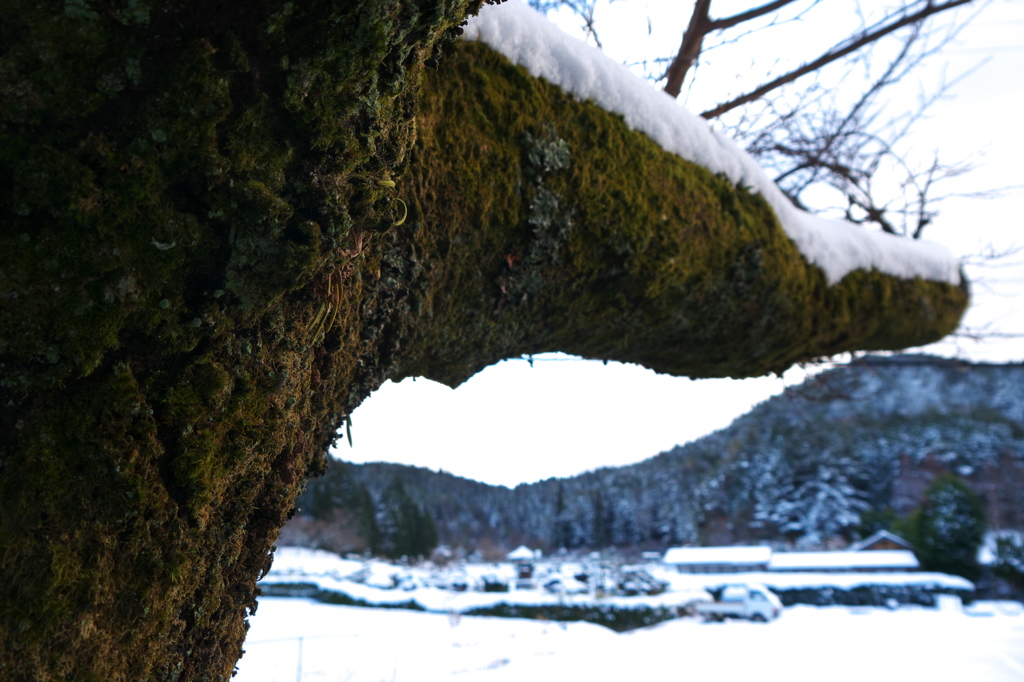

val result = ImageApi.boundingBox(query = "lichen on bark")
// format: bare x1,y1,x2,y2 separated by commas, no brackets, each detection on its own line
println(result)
0,1,967,680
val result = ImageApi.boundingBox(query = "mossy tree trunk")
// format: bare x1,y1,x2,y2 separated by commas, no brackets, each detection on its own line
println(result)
0,0,478,678
0,1,966,680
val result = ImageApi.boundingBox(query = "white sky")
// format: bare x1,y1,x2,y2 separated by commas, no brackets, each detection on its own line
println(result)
334,0,1024,488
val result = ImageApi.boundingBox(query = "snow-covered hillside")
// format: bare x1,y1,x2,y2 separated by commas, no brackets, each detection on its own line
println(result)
306,356,1024,553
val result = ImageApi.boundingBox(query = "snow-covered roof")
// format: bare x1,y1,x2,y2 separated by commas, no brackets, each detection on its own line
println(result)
849,530,914,552
769,550,919,571
507,545,536,561
663,546,772,566
464,1,960,286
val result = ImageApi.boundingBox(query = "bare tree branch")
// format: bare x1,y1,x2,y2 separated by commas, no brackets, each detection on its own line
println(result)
528,0,606,48
663,0,712,98
951,326,1024,341
960,243,1024,269
700,0,974,119
721,6,991,238
708,0,802,31
665,0,812,98
539,0,988,240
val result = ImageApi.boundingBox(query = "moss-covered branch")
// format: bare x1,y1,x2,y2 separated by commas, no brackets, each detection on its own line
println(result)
0,2,966,680
395,40,968,386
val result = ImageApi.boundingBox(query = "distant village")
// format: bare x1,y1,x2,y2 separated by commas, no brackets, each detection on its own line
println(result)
503,530,919,585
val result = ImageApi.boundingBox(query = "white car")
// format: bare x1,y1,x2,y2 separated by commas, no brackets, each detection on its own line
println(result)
694,584,782,622
542,576,589,595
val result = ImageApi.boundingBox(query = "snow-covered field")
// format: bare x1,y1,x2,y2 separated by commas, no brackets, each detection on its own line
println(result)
236,598,1024,682
237,548,1023,681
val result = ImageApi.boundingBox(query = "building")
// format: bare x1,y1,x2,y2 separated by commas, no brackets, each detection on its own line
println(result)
767,550,919,572
506,545,538,588
662,546,772,573
849,530,914,552
662,543,920,574
506,545,536,562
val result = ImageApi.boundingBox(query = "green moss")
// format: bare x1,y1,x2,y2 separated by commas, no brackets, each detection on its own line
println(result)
394,40,968,386
1,0,482,679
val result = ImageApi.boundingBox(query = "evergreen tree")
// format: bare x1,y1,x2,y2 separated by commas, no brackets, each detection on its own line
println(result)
857,507,900,539
376,478,438,559
296,460,380,553
592,490,611,548
762,461,868,548
552,482,572,549
992,535,1024,595
910,475,987,580
414,506,440,558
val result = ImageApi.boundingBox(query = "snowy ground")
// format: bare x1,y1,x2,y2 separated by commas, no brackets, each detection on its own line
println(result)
236,597,1024,682
238,548,1021,681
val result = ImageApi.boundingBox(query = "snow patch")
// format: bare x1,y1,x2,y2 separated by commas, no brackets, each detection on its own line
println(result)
463,1,961,286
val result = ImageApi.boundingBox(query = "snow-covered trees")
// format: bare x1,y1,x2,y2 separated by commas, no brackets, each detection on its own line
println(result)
326,356,1022,554
762,462,869,548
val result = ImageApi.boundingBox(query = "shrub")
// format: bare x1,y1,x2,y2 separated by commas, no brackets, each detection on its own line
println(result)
909,475,987,581
462,602,678,632
769,584,972,608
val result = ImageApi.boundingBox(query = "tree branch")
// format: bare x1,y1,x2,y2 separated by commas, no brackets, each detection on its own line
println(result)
700,0,974,119
708,0,802,31
664,0,712,98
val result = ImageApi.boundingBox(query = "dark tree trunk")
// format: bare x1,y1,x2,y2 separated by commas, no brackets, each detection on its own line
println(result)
0,0,479,678
0,1,966,680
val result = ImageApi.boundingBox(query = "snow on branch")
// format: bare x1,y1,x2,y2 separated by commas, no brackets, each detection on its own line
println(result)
463,0,962,286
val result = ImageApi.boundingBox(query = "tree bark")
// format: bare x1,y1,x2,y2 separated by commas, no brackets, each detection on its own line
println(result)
0,0,480,678
0,1,967,680
663,0,712,98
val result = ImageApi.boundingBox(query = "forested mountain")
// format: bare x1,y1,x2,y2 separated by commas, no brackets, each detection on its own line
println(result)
285,355,1024,556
